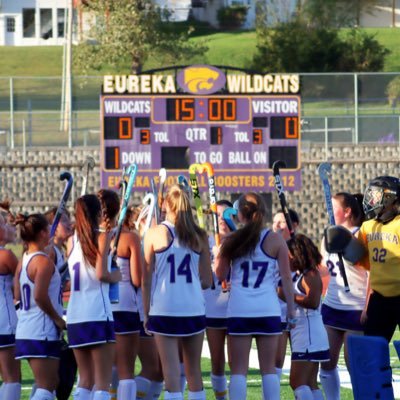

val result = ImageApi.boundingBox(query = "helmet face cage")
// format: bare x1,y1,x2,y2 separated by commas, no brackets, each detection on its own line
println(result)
363,186,384,219
363,180,399,221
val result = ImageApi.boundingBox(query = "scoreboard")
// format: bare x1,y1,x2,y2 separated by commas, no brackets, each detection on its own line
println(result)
101,65,301,191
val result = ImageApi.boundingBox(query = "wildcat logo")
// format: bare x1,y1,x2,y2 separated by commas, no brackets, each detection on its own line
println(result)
177,65,226,95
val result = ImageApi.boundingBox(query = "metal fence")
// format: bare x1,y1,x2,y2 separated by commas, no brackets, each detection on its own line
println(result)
0,72,400,148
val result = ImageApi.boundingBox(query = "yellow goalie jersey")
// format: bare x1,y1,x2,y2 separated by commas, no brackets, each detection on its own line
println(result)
359,214,400,297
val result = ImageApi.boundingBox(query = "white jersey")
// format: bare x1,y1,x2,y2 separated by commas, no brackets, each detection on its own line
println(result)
204,236,229,319
278,271,299,323
16,252,62,340
0,272,17,336
227,229,280,318
291,271,329,356
323,241,368,311
293,272,321,318
66,235,113,324
111,256,138,313
149,221,205,317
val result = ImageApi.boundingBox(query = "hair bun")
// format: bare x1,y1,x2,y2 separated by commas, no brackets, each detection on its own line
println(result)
14,213,28,226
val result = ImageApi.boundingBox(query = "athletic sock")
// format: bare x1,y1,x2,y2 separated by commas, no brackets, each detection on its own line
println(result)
164,391,183,400
179,362,186,393
110,366,118,400
145,381,163,400
188,389,206,399
319,368,340,400
2,382,22,400
93,390,111,400
294,385,313,400
211,374,227,400
135,376,151,399
90,386,98,400
262,374,280,400
312,388,325,400
73,387,92,400
31,388,55,400
275,367,283,380
117,379,136,400
229,374,247,400
30,383,38,400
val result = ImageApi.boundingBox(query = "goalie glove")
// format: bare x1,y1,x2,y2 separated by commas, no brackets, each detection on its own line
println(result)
324,225,366,264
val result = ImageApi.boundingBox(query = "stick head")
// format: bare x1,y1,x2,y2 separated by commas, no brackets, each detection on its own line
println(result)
59,171,72,182
200,162,214,176
189,163,203,174
272,160,286,176
223,207,238,231
125,164,138,177
317,162,331,180
143,192,156,207
85,156,95,170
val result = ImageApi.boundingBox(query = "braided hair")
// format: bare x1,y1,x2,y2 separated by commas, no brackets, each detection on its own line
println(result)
97,189,120,232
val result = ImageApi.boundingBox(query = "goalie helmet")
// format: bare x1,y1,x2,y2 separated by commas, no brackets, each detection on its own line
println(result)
363,176,400,223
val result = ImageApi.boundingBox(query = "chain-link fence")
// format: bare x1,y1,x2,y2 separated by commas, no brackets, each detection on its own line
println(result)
0,73,400,149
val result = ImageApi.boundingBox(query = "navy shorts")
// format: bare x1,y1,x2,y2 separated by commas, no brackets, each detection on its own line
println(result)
113,311,141,335
321,304,364,332
139,322,153,338
227,316,282,336
147,315,206,337
206,317,228,329
0,334,15,348
15,339,61,359
292,349,330,362
67,320,115,348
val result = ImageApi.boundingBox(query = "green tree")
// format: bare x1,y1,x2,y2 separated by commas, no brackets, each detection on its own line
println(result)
252,18,389,73
340,29,390,71
386,76,400,107
252,20,345,72
74,0,207,74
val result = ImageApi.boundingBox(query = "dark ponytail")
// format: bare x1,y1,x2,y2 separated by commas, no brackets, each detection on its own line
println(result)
220,192,267,260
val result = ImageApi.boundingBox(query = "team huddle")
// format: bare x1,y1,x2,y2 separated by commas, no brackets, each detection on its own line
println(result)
1,166,400,400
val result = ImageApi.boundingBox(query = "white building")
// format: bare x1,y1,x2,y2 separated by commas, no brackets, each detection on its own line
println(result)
1,0,399,46
0,0,69,46
191,0,297,29
192,0,400,29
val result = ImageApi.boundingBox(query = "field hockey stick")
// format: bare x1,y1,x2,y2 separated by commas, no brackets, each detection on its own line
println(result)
151,178,160,224
223,207,238,231
198,162,231,291
113,164,138,254
50,172,73,238
199,162,220,246
178,175,192,197
189,163,205,228
317,162,350,292
272,160,295,238
80,156,95,196
142,193,156,232
109,164,138,303
158,168,167,220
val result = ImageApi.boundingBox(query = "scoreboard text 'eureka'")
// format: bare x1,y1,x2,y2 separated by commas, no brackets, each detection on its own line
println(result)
101,65,301,191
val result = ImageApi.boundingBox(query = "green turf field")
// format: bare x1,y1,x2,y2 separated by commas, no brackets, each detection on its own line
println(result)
17,334,376,400
18,357,355,399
